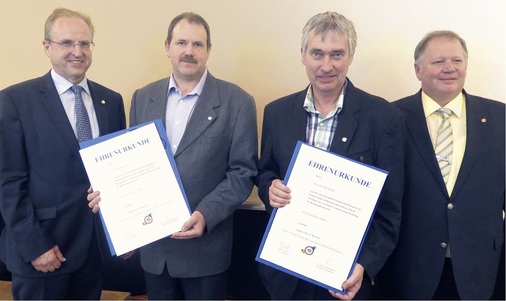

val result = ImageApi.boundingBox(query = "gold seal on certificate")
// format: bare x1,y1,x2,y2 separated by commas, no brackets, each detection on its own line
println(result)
256,141,388,293
79,120,191,256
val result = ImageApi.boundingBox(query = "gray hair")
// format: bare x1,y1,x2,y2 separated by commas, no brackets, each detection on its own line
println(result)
301,11,357,57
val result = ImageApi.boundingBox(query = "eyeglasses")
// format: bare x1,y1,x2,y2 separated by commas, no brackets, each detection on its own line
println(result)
47,39,95,51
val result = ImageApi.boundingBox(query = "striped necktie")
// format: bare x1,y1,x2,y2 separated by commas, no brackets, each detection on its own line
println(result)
435,108,453,183
71,85,93,142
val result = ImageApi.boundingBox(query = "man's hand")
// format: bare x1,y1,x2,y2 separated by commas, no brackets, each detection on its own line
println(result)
268,179,291,208
171,211,206,239
120,250,136,260
329,263,364,300
87,187,101,213
31,245,66,273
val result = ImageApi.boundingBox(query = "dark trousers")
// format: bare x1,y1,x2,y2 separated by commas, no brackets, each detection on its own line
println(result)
491,244,505,300
144,267,227,300
432,258,460,300
11,245,102,300
259,263,376,300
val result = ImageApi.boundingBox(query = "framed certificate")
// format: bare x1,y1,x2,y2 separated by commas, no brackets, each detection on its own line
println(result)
256,141,388,293
79,120,191,256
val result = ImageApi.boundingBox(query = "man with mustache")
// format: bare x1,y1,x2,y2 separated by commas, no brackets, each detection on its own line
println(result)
89,12,257,300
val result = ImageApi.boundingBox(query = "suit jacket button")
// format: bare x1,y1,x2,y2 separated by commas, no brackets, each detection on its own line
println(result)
440,242,448,249
447,203,454,209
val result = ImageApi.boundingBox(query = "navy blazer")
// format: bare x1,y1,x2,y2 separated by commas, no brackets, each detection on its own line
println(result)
130,72,258,278
255,79,405,295
0,71,126,277
380,90,505,299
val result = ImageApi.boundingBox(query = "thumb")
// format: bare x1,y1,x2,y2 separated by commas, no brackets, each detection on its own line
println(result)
180,216,195,232
53,245,66,262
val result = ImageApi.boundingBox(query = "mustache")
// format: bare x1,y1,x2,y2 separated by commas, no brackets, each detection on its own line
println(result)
180,55,197,64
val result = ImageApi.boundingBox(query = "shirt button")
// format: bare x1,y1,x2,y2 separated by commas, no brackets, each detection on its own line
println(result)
447,203,454,209
440,242,448,249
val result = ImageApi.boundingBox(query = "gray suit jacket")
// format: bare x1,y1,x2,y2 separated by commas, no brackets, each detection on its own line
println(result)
130,72,258,277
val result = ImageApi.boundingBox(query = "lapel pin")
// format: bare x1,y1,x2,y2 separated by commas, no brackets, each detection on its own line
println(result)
101,100,106,105
481,118,487,123
208,116,212,121
342,137,348,142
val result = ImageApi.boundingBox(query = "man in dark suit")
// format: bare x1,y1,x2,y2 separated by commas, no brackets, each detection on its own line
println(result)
0,217,10,281
378,30,505,300
255,11,405,300
88,12,257,300
0,8,126,300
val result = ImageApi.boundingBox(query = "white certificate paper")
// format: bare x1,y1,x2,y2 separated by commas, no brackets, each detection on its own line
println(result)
256,141,388,293
79,120,191,256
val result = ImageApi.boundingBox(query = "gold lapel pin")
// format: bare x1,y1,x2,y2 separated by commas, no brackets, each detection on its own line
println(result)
481,118,487,123
101,100,106,105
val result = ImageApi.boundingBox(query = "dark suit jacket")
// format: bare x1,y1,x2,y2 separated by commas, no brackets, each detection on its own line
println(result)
380,90,505,300
129,72,258,278
255,79,405,297
0,71,126,277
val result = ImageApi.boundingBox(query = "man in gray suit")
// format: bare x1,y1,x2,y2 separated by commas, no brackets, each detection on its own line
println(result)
88,12,257,300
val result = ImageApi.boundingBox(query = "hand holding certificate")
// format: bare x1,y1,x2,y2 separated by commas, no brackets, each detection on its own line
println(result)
79,120,191,256
256,141,388,293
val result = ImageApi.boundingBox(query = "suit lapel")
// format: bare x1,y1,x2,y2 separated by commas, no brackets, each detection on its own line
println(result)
145,79,170,125
88,81,109,135
452,94,484,196
403,95,449,194
288,89,310,144
174,74,219,157
39,73,79,150
329,81,359,155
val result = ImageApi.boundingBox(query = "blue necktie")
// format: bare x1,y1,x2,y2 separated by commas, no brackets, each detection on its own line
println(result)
71,85,93,142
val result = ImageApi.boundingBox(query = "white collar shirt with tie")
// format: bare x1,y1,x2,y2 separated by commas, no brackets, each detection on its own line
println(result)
51,69,100,140
422,91,467,196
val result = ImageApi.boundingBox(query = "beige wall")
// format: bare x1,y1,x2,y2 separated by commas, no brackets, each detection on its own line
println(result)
1,0,505,116
2,0,505,206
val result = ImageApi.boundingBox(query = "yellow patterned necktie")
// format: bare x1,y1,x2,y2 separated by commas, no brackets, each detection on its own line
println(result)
435,108,453,183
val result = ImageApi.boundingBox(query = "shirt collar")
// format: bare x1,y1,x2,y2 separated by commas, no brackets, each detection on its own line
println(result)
51,69,90,96
303,79,346,115
422,91,464,118
167,69,208,96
